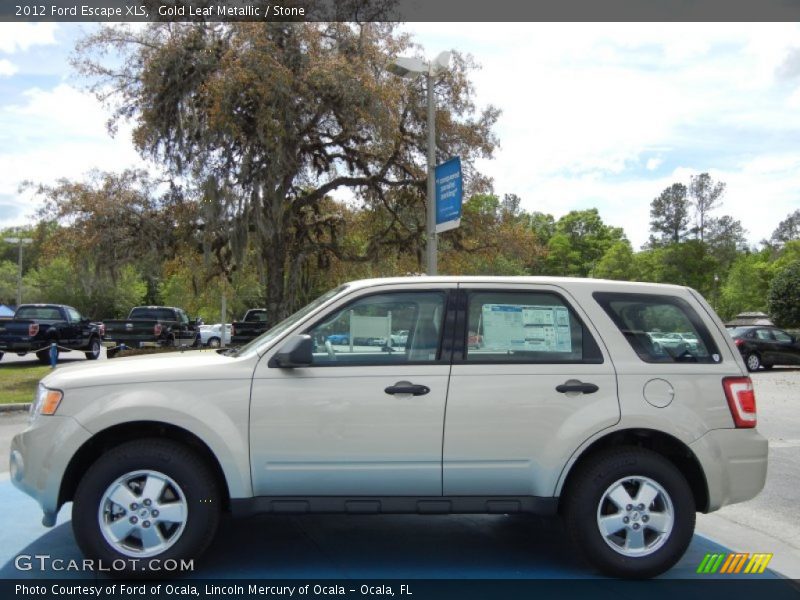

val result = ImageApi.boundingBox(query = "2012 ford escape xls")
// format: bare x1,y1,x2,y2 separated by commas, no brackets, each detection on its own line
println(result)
10,277,767,578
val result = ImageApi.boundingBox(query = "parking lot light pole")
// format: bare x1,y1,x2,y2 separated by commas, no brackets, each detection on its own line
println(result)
3,236,33,307
387,51,452,276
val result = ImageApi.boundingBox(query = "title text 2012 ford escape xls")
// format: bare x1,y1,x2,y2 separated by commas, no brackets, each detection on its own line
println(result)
10,277,767,578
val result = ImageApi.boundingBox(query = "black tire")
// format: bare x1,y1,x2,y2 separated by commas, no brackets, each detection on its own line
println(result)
72,438,221,577
85,337,102,360
207,337,221,348
745,352,761,372
563,447,695,579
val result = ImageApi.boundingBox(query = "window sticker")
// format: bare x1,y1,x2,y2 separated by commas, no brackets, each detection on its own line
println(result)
481,304,572,353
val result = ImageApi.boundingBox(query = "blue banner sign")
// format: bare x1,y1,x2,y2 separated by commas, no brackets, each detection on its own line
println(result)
435,157,463,233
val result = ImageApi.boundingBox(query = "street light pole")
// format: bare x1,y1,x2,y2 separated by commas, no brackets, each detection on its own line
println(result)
387,51,452,276
426,69,437,276
3,236,33,307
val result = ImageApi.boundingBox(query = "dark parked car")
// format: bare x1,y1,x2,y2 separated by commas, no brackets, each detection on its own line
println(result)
103,306,201,348
0,304,103,363
729,326,800,371
231,309,269,346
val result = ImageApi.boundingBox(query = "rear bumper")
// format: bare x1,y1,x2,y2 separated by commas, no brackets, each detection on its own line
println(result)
690,428,768,512
0,340,46,353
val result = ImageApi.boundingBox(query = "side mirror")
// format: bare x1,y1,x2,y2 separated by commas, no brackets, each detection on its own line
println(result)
269,334,314,368
194,317,203,327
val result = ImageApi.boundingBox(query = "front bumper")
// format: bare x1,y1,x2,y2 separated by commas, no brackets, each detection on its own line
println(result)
10,414,92,526
690,428,768,512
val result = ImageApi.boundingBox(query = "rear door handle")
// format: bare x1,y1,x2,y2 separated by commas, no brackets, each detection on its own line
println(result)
556,381,599,394
385,383,430,396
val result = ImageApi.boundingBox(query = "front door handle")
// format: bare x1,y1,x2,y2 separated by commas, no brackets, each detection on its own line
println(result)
385,383,430,396
556,381,599,394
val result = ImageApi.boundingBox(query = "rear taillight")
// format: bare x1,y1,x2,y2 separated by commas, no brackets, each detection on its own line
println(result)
231,324,235,336
28,323,39,337
99,323,106,337
154,323,162,336
723,376,757,428
734,338,744,347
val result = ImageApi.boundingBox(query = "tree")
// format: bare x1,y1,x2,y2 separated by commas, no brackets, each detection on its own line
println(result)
767,261,800,327
689,173,726,242
769,209,800,248
545,209,625,276
76,23,499,323
30,169,192,302
0,260,18,306
649,183,690,246
706,215,748,273
594,240,636,280
717,251,773,320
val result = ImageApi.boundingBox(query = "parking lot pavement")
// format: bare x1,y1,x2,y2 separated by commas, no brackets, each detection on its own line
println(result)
0,475,783,581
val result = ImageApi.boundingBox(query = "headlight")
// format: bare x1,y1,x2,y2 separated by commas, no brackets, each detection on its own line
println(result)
30,384,63,419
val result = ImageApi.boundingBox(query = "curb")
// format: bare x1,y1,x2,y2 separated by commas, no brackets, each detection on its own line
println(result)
0,403,30,413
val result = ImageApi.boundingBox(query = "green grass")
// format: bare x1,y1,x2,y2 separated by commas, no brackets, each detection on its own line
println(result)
0,364,51,404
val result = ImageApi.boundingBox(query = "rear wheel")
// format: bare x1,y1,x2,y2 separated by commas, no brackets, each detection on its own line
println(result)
746,352,761,372
72,439,220,577
563,447,695,579
85,337,102,360
207,337,221,348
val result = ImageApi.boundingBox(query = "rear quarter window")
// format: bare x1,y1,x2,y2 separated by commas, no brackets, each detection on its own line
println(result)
593,292,721,364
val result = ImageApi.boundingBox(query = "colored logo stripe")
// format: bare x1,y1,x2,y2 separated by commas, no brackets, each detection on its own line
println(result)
697,553,772,575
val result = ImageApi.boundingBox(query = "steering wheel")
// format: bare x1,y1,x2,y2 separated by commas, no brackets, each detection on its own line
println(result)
324,340,337,361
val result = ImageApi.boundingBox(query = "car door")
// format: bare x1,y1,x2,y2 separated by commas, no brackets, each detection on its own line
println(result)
62,307,82,346
249,284,455,497
443,284,619,497
772,328,800,366
753,328,778,364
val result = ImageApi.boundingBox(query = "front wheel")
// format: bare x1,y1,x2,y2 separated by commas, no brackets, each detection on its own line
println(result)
207,337,221,348
746,353,761,372
85,337,102,360
72,439,220,577
563,447,695,579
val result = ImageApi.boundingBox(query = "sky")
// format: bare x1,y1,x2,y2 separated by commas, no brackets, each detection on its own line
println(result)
0,22,798,249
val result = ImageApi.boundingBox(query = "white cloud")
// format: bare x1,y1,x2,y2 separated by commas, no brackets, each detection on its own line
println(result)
0,59,17,77
406,23,800,248
0,83,150,229
0,23,58,54
646,158,663,171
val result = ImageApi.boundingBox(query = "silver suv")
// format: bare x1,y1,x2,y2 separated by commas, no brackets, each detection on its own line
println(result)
10,277,767,578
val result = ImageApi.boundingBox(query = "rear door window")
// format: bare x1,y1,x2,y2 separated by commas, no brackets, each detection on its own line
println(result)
593,292,721,364
464,290,603,363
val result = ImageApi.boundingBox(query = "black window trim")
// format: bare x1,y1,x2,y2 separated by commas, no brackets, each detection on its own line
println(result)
593,291,722,365
298,288,456,368
453,288,605,366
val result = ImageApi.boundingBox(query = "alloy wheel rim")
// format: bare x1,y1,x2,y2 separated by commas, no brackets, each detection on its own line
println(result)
98,470,188,558
596,475,674,557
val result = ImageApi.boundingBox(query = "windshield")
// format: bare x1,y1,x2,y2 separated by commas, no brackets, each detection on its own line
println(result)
229,284,349,357
129,307,176,321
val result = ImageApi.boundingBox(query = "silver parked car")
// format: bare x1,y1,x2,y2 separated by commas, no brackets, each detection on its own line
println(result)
10,277,767,578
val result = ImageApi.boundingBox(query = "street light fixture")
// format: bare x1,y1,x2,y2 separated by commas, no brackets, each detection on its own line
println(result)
3,236,33,307
387,50,452,276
